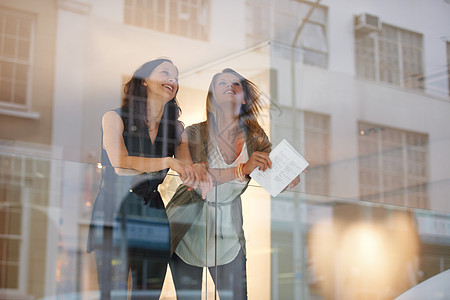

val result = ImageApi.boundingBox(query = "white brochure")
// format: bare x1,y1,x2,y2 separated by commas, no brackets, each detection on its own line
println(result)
250,139,309,197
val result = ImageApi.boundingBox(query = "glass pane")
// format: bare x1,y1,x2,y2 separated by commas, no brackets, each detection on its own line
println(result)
0,211,6,233
3,37,16,57
122,0,210,39
124,7,132,24
134,10,143,26
14,82,27,105
301,23,327,51
274,12,297,44
18,18,32,38
0,265,19,289
17,40,30,59
15,63,28,81
0,61,13,77
0,2,448,300
157,0,165,14
0,80,12,102
157,16,165,31
7,239,21,261
5,15,18,35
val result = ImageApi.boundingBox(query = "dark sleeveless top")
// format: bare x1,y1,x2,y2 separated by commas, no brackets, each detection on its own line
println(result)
87,101,181,253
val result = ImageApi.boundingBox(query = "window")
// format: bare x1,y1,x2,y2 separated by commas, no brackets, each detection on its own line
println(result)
304,111,330,195
124,0,210,41
355,23,424,90
271,107,330,196
246,0,328,67
0,188,23,289
0,8,34,113
0,152,51,291
358,122,428,209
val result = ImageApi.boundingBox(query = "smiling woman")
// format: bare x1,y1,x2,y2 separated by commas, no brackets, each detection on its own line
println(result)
142,62,179,139
167,68,301,300
213,73,246,119
86,58,212,300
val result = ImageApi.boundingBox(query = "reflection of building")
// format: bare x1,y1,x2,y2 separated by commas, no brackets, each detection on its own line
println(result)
265,0,450,299
0,0,449,299
0,0,58,299
358,122,429,208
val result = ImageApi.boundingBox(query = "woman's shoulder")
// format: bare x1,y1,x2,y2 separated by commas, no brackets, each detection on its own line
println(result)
102,109,124,130
186,121,207,135
103,109,121,122
185,121,208,147
186,121,207,129
244,121,271,152
245,120,266,136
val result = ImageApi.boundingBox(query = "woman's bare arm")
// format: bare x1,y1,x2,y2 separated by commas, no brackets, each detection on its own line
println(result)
102,110,185,176
175,130,213,197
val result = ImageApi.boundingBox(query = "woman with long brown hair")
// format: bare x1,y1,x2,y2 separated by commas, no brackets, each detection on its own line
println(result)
87,58,210,299
167,68,300,299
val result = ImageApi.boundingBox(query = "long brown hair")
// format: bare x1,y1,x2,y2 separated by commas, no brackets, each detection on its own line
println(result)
206,68,262,133
121,59,183,146
122,58,181,131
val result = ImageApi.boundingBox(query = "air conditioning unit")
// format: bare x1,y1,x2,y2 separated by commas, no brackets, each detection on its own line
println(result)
354,13,381,34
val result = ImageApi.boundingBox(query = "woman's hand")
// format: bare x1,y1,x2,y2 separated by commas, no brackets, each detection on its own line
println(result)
190,163,213,199
288,175,301,190
169,158,213,199
168,157,196,184
242,151,272,175
282,169,306,192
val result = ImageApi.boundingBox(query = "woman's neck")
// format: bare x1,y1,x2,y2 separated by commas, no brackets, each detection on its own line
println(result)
146,98,165,129
217,111,240,138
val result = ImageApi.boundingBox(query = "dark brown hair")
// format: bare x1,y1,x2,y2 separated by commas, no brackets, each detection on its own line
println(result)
121,59,182,145
122,58,181,130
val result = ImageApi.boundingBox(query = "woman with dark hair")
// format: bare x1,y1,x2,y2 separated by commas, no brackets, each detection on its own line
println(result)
87,58,211,299
167,68,300,299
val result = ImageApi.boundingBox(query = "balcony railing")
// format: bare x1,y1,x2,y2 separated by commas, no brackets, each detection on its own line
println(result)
0,150,449,299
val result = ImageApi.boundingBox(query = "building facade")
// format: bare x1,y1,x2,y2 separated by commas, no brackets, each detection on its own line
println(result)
0,0,449,299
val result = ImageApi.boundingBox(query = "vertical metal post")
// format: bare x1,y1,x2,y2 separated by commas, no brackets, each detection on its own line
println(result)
289,2,321,298
101,177,114,300
214,180,218,300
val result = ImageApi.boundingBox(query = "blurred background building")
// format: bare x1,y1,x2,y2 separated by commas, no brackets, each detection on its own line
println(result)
0,0,449,299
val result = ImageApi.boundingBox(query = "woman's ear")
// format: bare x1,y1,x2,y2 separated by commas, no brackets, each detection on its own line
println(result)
142,80,148,87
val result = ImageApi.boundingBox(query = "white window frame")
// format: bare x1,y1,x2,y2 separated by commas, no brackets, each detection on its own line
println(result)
358,122,429,208
124,0,210,41
0,8,37,119
355,23,424,91
304,111,330,195
0,154,31,294
270,105,331,196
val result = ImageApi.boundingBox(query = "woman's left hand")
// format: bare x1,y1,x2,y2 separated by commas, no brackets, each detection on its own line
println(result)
185,163,213,199
193,163,214,198
288,175,301,190
283,169,306,192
